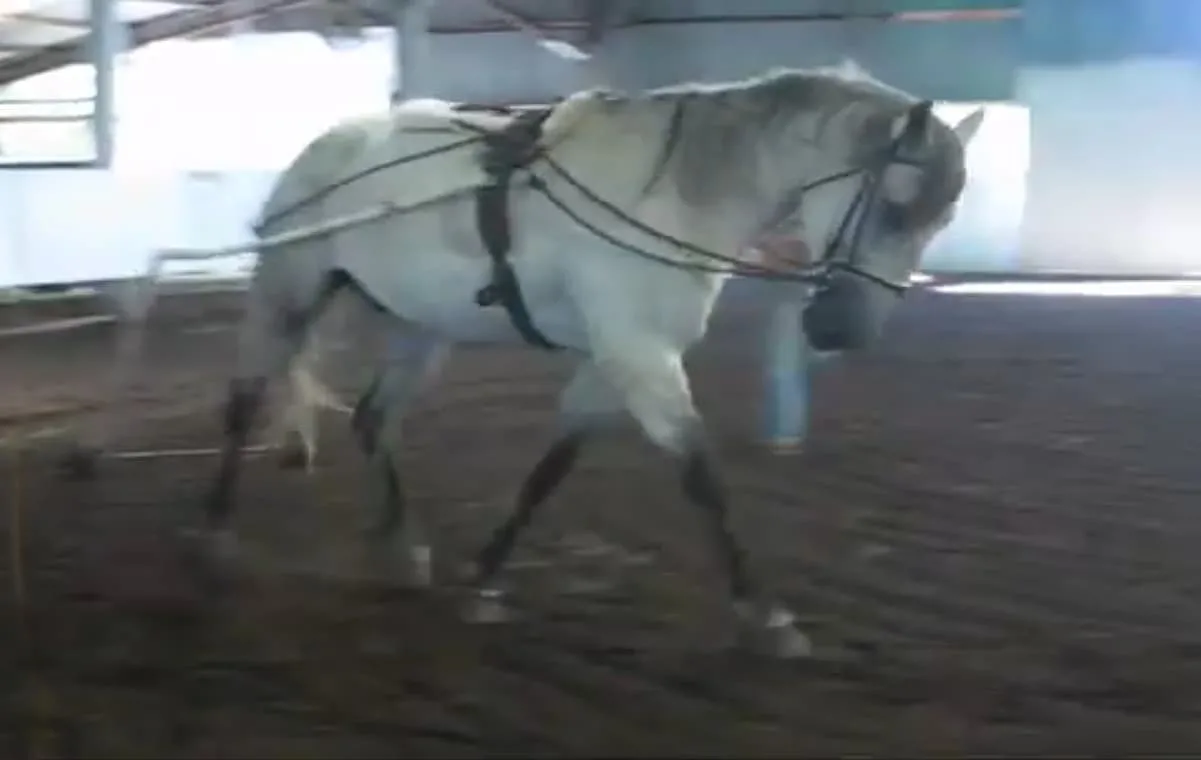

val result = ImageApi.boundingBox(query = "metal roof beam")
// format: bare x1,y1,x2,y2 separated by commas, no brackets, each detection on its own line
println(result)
9,13,91,28
0,0,318,86
480,0,589,60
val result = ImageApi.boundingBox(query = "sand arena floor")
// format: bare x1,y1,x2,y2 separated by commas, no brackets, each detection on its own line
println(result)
3,282,1201,757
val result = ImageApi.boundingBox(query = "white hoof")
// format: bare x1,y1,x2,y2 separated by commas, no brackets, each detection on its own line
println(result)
209,529,241,566
366,540,434,588
735,603,814,659
759,622,814,659
405,545,434,588
766,437,804,455
179,527,241,586
181,527,239,563
462,589,511,625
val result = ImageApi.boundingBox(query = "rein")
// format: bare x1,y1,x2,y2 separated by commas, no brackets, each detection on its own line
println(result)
454,116,918,296
255,105,917,296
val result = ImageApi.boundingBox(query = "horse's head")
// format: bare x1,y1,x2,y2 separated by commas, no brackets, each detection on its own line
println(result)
799,98,983,351
739,67,983,351
642,66,981,350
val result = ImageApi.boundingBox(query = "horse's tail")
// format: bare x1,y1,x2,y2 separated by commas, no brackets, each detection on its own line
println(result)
262,333,351,471
289,351,351,415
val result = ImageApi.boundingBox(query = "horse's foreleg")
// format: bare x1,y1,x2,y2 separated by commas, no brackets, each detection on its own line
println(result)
464,363,622,623
594,344,812,659
350,330,448,587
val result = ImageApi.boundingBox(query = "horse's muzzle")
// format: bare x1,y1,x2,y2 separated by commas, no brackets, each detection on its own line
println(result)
802,270,895,352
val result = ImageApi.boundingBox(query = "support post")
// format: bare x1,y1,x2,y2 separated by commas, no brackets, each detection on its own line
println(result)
392,0,434,103
1019,0,1201,275
89,0,119,167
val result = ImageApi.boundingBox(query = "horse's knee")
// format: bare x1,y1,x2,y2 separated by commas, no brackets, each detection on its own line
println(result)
223,377,266,436
558,367,621,426
587,352,699,454
638,410,703,456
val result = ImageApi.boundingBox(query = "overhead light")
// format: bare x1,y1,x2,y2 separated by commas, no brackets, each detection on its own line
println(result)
537,37,590,61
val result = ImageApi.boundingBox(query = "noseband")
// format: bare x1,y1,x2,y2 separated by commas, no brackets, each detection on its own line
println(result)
780,134,924,299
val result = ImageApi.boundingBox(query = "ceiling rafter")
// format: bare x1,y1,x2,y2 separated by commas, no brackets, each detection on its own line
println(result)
0,0,319,86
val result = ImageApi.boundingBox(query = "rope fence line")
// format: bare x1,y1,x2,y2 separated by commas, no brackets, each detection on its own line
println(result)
3,190,831,469
73,199,426,465
0,315,116,340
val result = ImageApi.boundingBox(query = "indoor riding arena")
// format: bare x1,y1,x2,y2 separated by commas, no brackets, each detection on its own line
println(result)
3,0,1201,757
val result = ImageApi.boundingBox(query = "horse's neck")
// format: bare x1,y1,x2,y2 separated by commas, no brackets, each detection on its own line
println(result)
550,100,762,265
551,103,668,205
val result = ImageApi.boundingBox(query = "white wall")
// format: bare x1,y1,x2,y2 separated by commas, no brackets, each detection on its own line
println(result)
1019,57,1201,275
922,102,1027,272
0,170,276,287
0,101,1027,288
0,32,1029,289
0,31,394,168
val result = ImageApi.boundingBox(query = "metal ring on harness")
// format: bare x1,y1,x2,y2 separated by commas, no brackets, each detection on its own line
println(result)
462,108,563,351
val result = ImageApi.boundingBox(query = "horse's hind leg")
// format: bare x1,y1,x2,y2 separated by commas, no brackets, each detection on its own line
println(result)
202,269,345,557
350,324,448,587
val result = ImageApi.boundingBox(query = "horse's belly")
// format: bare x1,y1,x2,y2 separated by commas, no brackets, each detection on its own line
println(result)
344,246,587,348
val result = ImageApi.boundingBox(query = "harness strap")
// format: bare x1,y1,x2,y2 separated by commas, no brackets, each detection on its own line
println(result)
473,107,561,351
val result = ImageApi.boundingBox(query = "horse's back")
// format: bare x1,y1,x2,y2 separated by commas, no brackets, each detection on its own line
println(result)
255,103,503,237
254,88,620,239
255,113,395,233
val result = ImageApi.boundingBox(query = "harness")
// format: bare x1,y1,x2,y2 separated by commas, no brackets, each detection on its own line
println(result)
469,107,559,350
258,100,925,353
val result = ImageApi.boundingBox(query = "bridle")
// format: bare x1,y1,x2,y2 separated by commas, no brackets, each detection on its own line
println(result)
791,138,925,298
517,118,930,301
255,102,932,299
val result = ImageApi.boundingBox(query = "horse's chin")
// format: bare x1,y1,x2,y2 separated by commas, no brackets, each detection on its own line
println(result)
802,270,897,352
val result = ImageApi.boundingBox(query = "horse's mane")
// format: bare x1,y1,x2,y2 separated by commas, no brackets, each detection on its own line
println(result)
607,62,965,230
389,97,514,134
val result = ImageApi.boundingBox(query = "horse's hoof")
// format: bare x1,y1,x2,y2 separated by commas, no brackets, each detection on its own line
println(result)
765,438,803,456
182,527,239,563
208,529,240,565
59,444,101,481
365,534,434,589
735,603,813,659
462,588,510,625
179,527,240,590
406,545,434,588
753,622,813,660
276,443,310,471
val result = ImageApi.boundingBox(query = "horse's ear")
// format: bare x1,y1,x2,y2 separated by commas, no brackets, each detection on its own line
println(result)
897,100,934,148
882,100,934,206
951,106,985,148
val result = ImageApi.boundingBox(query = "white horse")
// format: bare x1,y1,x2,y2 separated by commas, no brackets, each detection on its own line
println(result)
202,65,983,658
268,233,817,470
